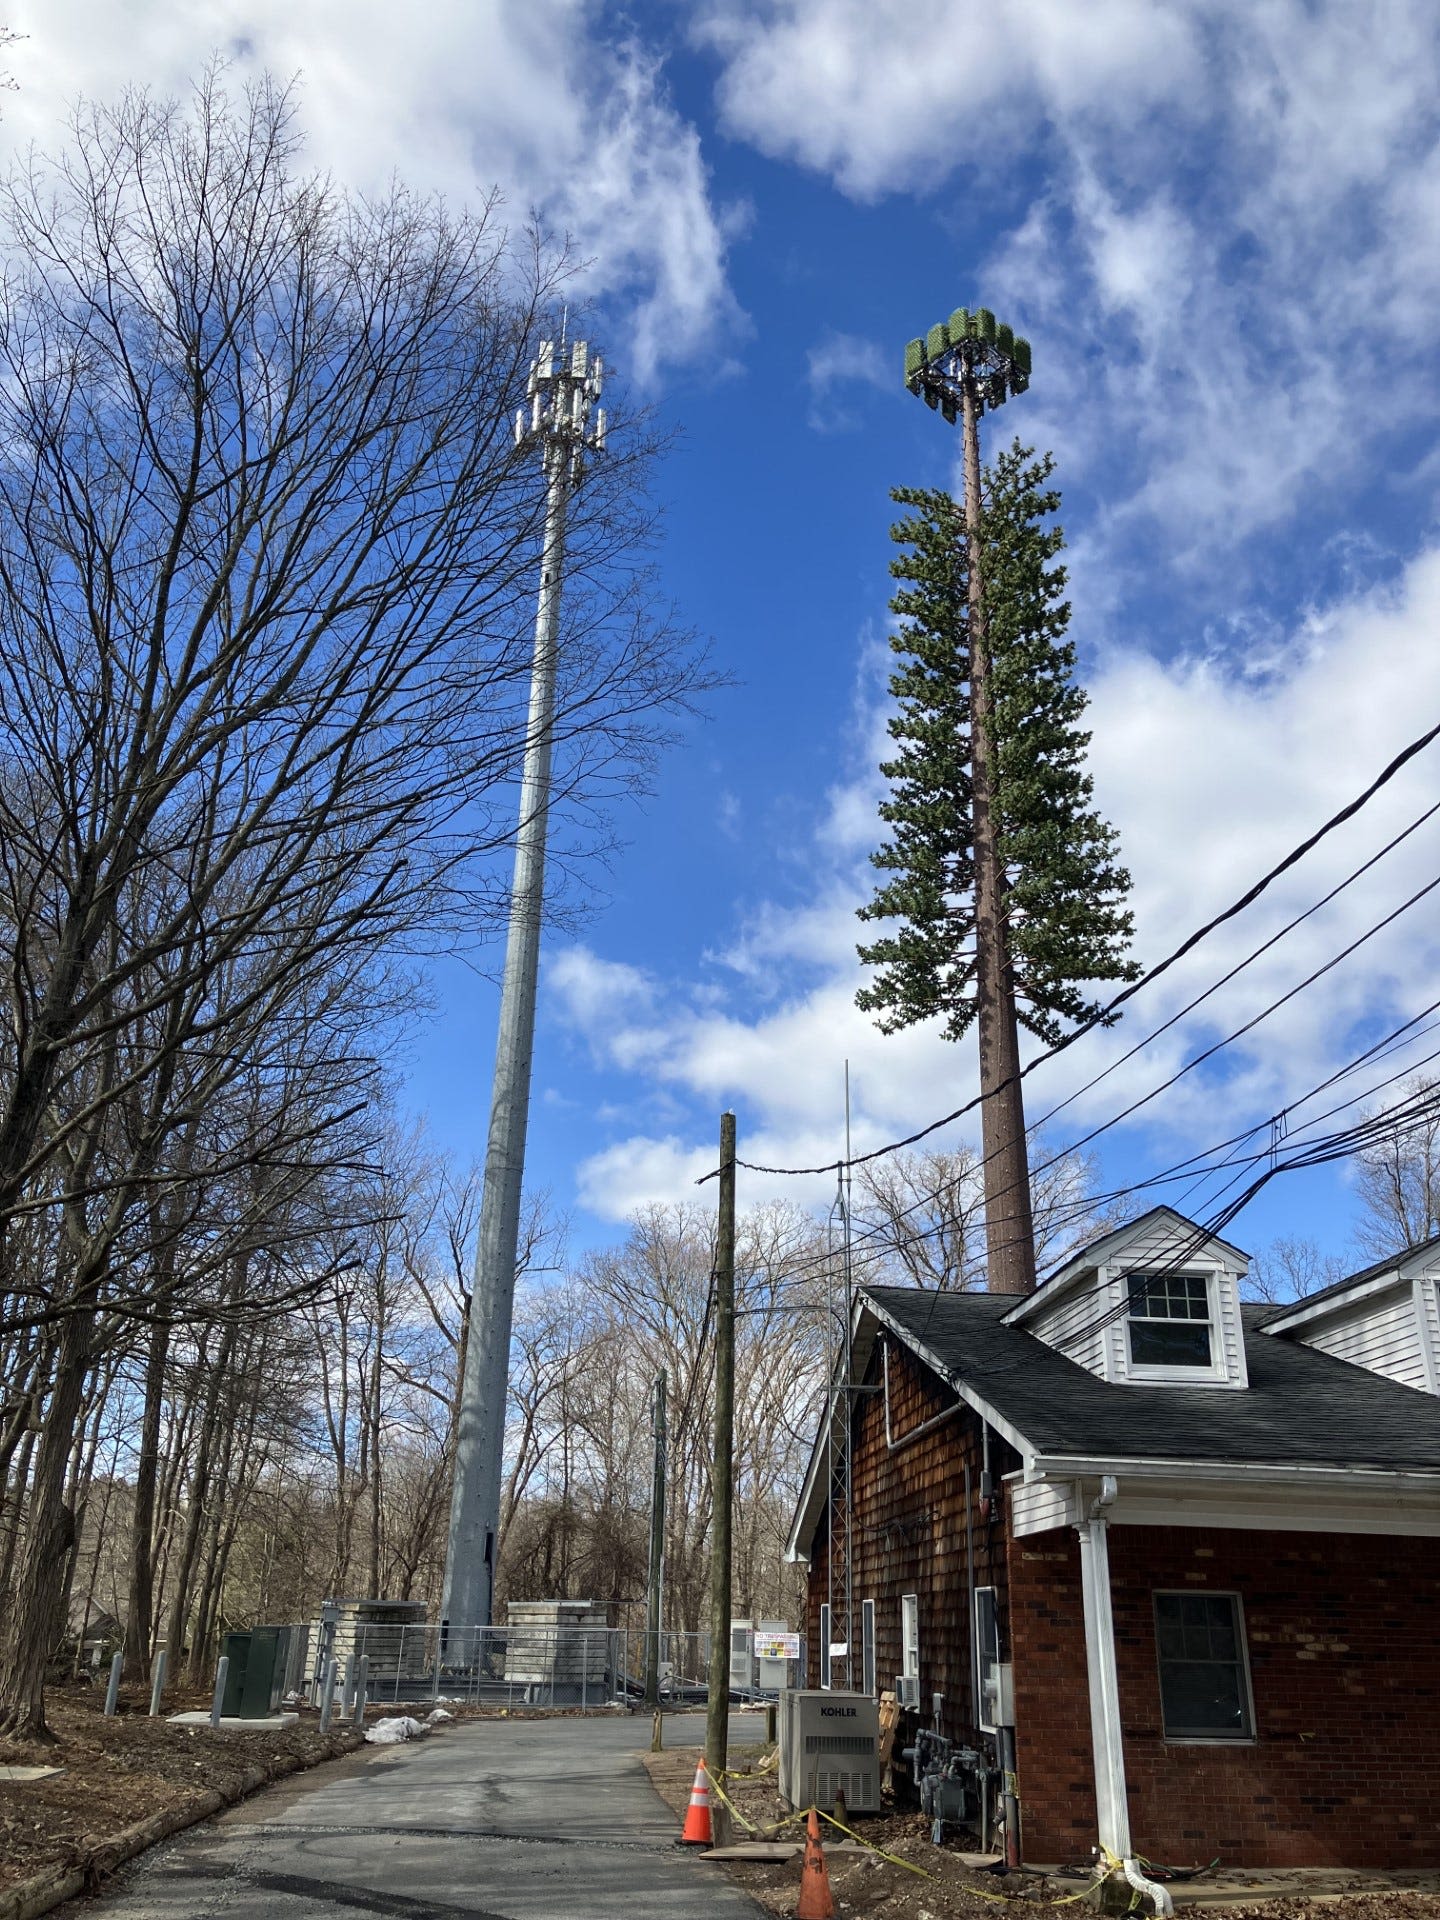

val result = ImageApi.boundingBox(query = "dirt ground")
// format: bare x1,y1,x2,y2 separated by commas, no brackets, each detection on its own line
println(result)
643,1737,1440,1920
0,1684,362,1900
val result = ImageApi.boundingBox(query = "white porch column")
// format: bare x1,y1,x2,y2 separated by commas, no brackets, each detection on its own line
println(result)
1076,1477,1130,1861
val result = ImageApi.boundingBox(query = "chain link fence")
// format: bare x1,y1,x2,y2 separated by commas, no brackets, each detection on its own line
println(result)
298,1622,717,1711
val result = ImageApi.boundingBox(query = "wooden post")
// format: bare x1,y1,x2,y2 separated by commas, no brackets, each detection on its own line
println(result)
643,1369,667,1709
705,1111,737,1788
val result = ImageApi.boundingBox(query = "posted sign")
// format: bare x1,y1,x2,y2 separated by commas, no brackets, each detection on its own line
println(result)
756,1631,802,1661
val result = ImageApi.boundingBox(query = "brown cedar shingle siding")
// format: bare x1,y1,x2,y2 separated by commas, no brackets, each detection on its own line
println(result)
805,1330,1018,1745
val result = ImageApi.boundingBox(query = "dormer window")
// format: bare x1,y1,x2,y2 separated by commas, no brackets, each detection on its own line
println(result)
1128,1272,1213,1369
1001,1206,1249,1390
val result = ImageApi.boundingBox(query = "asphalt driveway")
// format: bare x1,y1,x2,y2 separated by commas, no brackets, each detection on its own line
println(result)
58,1712,766,1920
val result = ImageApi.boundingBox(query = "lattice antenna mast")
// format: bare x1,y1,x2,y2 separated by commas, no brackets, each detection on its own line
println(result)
901,307,1039,1297
442,338,606,1631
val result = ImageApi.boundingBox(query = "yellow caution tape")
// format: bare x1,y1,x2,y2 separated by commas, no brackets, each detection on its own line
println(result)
813,1805,936,1879
710,1773,1111,1908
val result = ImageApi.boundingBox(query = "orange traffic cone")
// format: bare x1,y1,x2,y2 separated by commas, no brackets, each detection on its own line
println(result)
796,1808,836,1919
680,1756,713,1846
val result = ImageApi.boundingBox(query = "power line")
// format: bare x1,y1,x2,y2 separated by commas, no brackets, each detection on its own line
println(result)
1024,792,1440,1140
759,989,1440,1307
745,857,1440,1301
698,712,1440,1185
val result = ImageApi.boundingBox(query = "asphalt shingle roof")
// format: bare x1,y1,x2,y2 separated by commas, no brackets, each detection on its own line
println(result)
865,1284,1440,1474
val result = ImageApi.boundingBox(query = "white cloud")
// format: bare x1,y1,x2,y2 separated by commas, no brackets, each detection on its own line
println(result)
698,0,1440,556
804,331,891,430
5,0,742,384
699,0,1201,202
552,542,1440,1226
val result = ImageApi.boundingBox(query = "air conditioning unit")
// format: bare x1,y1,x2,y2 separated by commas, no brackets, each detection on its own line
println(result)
895,1674,920,1709
778,1689,881,1813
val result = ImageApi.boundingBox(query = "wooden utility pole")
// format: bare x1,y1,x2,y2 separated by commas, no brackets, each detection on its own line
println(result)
643,1368,667,1712
705,1110,737,1788
959,373,1037,1298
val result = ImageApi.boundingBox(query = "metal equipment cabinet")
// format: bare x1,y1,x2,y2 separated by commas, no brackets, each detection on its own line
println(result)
220,1626,292,1718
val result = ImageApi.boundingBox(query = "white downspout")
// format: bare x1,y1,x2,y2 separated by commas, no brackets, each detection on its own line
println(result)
1075,1476,1172,1918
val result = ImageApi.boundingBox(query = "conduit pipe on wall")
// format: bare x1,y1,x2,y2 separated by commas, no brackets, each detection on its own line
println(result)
883,1341,965,1452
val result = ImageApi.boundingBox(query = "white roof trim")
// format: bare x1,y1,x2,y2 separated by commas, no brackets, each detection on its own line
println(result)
784,1293,1038,1563
1003,1205,1250,1327
1025,1452,1440,1490
1263,1254,1440,1335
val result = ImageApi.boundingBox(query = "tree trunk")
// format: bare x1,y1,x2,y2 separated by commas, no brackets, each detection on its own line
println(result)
0,1422,37,1610
164,1319,236,1677
0,1308,91,1741
123,1319,170,1681
960,374,1037,1297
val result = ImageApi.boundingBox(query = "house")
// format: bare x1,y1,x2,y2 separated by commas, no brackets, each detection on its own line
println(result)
786,1206,1440,1872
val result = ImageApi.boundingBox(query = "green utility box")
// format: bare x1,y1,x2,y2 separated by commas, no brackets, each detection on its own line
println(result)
220,1626,292,1719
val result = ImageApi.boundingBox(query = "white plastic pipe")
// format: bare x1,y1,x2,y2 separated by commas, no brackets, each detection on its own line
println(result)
1122,1856,1175,1917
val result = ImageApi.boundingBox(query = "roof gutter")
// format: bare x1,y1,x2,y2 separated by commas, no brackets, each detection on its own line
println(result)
1025,1453,1440,1494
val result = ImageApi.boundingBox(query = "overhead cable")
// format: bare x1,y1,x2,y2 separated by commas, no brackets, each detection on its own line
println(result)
697,713,1440,1183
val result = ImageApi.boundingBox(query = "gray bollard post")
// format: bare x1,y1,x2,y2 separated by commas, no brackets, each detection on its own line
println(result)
149,1648,168,1718
352,1654,369,1728
103,1651,123,1717
341,1652,356,1718
318,1655,338,1734
211,1655,229,1728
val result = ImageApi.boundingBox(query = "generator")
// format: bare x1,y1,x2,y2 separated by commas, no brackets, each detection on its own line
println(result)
778,1689,881,1813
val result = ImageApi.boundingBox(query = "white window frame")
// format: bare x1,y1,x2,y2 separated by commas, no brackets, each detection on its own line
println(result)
819,1602,832,1690
861,1598,877,1697
1124,1268,1228,1384
900,1593,920,1682
1152,1590,1256,1744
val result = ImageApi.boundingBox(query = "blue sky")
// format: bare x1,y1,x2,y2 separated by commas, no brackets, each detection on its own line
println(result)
12,0,1440,1278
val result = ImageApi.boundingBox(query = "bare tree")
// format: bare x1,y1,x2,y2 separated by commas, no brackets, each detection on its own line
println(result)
852,1137,1126,1290
0,67,707,1739
1242,1236,1348,1306
1353,1078,1440,1260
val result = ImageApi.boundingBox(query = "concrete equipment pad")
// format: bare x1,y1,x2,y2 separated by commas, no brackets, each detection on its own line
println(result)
168,1711,300,1729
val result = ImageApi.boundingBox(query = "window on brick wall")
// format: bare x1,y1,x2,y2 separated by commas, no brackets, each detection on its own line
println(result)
1153,1592,1254,1740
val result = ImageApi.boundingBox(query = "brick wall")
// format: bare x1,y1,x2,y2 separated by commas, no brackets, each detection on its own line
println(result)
1011,1522,1440,1868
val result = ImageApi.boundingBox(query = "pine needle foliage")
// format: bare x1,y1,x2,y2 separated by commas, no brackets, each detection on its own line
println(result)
857,442,1139,1047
